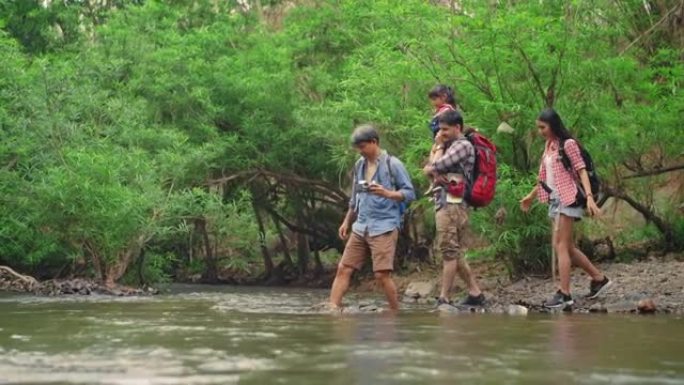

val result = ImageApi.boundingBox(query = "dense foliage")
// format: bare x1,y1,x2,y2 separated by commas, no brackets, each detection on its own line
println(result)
0,0,682,283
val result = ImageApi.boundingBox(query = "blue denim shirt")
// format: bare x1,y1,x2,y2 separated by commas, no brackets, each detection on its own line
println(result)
349,151,416,237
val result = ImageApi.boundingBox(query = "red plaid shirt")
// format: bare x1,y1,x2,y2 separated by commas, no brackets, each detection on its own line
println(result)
537,139,586,206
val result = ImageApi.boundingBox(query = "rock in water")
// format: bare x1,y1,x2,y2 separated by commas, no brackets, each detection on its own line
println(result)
310,302,342,314
404,281,435,300
605,301,636,313
506,304,528,316
637,299,657,314
437,303,486,314
436,303,455,313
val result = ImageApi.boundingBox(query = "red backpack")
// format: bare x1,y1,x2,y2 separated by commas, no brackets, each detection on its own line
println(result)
464,131,497,207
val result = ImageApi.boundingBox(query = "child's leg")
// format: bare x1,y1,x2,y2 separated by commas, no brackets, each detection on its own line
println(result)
424,176,435,195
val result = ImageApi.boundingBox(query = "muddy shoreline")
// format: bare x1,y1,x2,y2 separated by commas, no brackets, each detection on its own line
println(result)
2,259,683,315
395,260,684,315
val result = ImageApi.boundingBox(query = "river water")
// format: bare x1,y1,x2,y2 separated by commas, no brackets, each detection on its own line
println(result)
0,285,682,385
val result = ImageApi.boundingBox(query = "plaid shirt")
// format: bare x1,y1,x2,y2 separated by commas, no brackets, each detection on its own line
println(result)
431,137,474,209
537,139,586,206
433,136,475,176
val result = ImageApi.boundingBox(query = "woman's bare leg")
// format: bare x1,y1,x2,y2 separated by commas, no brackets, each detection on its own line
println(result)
570,247,604,281
555,215,575,294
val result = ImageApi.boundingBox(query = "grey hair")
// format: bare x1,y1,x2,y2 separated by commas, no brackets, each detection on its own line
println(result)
350,124,380,145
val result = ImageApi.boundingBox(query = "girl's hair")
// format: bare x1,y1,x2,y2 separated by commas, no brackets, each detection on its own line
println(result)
537,108,574,141
428,84,457,108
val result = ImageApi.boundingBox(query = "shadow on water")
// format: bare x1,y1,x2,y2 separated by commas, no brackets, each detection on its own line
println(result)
0,285,682,385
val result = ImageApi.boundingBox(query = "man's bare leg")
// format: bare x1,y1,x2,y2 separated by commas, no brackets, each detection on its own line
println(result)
457,258,482,296
374,270,399,311
329,264,355,308
439,259,459,300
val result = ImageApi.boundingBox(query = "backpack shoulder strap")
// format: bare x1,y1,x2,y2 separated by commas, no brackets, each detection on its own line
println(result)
385,154,407,218
558,138,572,171
350,157,364,200
352,157,364,181
386,154,398,190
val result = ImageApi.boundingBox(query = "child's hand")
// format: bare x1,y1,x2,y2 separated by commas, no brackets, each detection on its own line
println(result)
434,174,448,185
435,131,448,145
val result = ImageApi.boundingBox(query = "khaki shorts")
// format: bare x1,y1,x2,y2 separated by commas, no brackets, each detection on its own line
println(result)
435,204,469,261
340,230,398,272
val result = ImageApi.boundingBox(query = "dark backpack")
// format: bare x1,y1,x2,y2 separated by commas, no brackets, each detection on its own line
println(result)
464,131,497,207
558,139,600,207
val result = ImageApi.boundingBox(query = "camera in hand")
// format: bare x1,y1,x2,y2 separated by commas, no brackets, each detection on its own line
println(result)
357,180,370,192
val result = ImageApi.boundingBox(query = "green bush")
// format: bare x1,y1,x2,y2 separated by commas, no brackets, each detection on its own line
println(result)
471,165,551,278
0,0,681,284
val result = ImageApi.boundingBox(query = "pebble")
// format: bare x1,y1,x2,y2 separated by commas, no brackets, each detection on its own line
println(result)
637,299,657,314
404,281,436,299
506,304,528,316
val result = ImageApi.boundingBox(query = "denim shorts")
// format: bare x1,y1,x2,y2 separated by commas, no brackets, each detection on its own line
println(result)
548,198,584,220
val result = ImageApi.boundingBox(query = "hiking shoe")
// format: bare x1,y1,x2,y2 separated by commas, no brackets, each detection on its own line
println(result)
436,297,453,306
585,276,613,299
544,290,574,309
460,293,486,307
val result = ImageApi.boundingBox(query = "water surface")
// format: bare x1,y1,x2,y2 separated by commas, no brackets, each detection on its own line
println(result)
0,285,682,384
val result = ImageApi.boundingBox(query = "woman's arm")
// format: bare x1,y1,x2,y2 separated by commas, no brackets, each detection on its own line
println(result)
578,169,601,216
566,140,600,215
519,185,538,213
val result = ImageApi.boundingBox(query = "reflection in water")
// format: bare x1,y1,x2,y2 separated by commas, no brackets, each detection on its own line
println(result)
550,314,583,366
0,287,682,385
340,314,398,385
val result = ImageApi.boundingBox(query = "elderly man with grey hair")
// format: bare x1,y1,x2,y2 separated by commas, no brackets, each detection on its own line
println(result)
329,124,415,311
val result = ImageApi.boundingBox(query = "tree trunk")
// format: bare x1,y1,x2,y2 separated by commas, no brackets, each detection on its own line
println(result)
137,248,146,286
252,201,274,279
195,217,218,283
296,231,310,274
103,236,145,287
604,185,678,249
84,240,106,284
272,214,294,267
313,248,323,276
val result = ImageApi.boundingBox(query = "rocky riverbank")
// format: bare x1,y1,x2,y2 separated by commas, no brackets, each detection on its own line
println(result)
0,266,157,296
399,259,684,315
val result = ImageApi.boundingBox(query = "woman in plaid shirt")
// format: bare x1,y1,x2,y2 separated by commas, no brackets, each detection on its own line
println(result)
520,109,612,309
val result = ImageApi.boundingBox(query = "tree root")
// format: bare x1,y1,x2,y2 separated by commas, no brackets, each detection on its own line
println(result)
0,265,40,291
